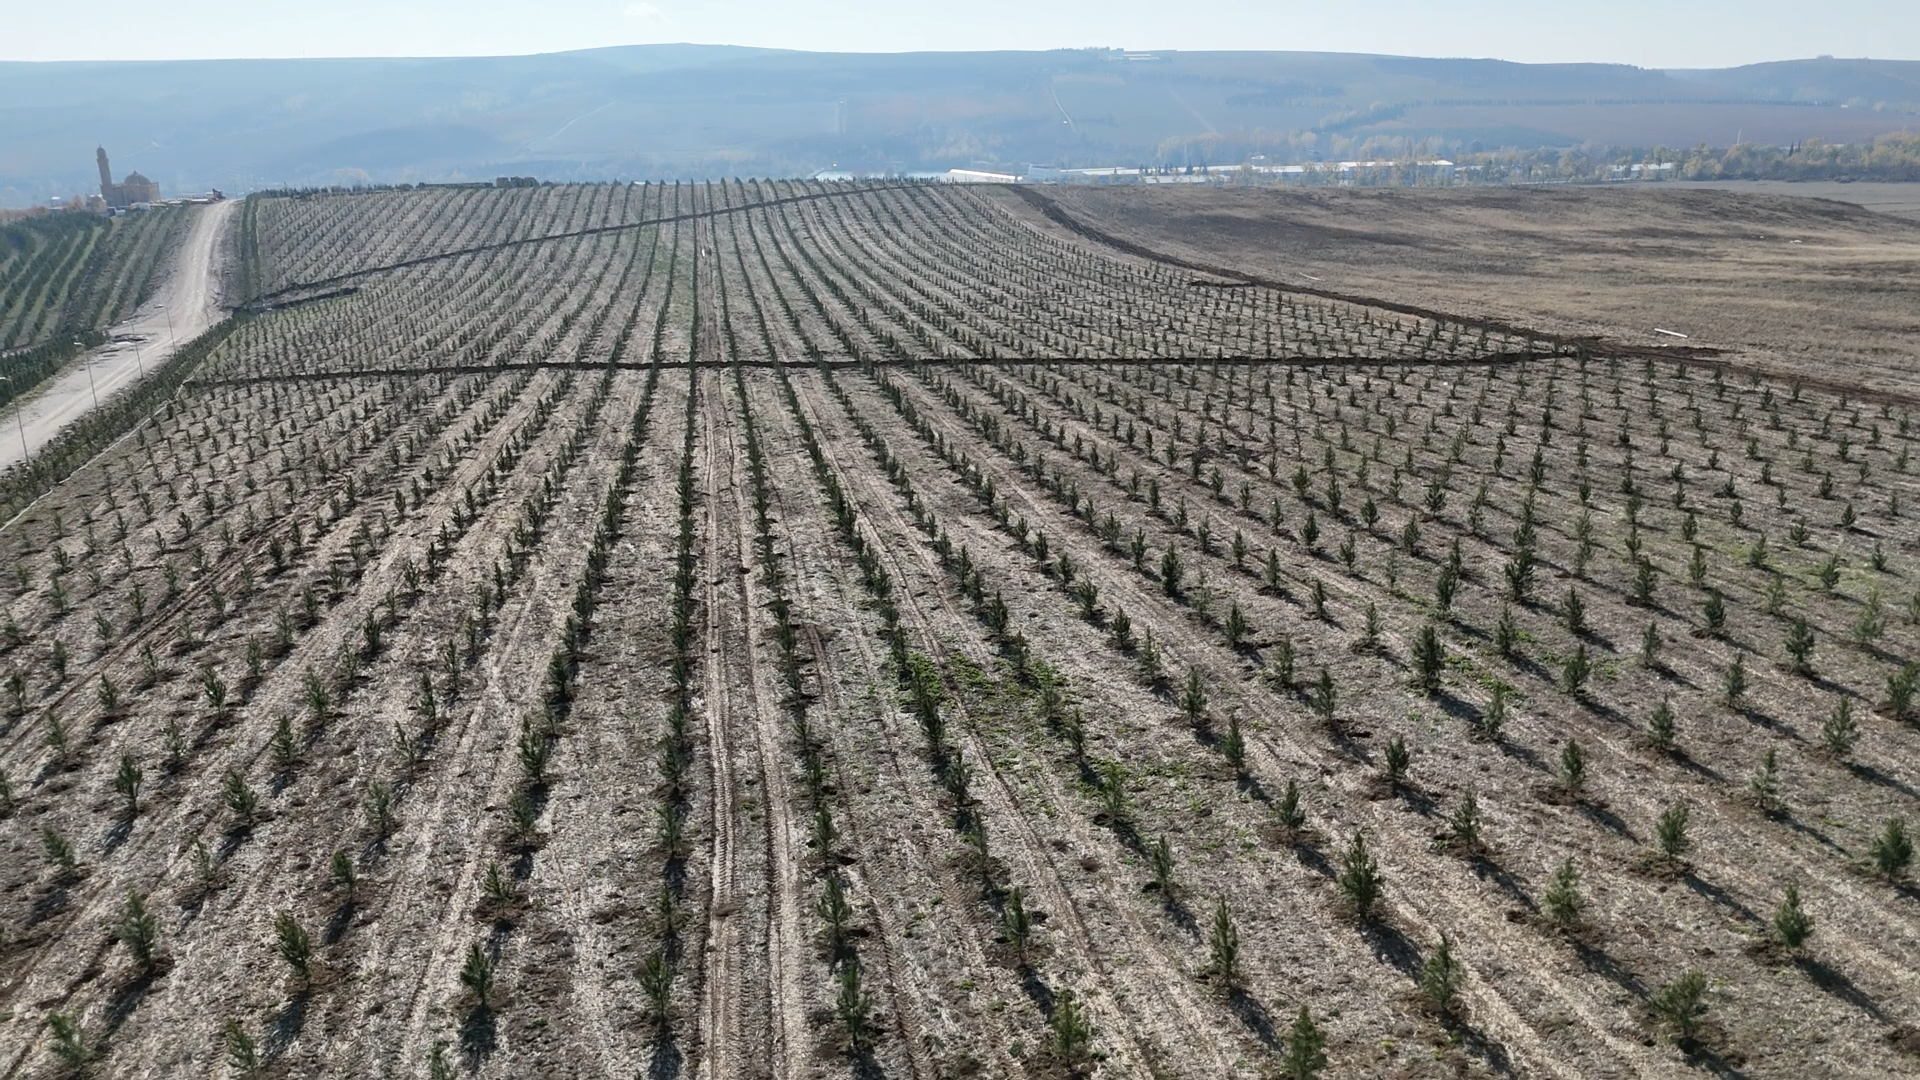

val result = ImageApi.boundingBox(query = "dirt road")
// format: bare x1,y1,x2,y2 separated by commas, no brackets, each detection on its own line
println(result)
0,199,233,472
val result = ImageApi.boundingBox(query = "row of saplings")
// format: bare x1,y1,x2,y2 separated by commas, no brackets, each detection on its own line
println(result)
770,362,1111,1071
842,358,1861,1062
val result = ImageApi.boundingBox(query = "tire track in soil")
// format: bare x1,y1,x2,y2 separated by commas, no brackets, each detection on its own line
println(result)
873,367,1659,1077
790,370,1225,1079
748,371,997,1079
360,374,651,1077
705,367,809,1077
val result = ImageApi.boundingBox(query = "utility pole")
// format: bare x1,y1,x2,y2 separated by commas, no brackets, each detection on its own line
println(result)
74,340,99,409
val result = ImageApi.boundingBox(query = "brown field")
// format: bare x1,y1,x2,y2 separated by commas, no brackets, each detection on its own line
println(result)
1005,183,1920,400
1,179,1918,1080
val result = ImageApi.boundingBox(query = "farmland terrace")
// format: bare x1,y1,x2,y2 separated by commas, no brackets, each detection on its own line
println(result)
1,180,1918,1079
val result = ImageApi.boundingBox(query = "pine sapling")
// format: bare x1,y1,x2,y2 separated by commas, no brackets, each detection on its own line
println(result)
1419,935,1465,1019
640,950,674,1026
1339,831,1383,922
1283,1005,1328,1080
1207,897,1241,988
1180,668,1208,728
1723,652,1748,710
1542,858,1583,931
223,1019,261,1078
1478,683,1507,742
1002,885,1033,966
1382,735,1410,788
460,942,495,1010
1771,882,1814,954
1411,624,1443,694
1219,710,1247,774
114,752,143,820
1747,748,1784,815
835,955,874,1052
1148,835,1176,894
223,769,259,826
1646,696,1677,752
1821,698,1858,757
1649,971,1708,1044
45,1012,89,1073
1871,818,1913,881
119,890,161,975
275,912,313,987
1558,740,1587,798
1273,779,1307,839
1048,988,1096,1072
1655,802,1691,866
1447,789,1482,853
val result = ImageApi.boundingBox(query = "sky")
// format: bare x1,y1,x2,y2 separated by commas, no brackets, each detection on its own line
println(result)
4,0,1916,68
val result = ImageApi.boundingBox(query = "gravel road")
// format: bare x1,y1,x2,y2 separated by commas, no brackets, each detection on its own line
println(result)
0,199,234,471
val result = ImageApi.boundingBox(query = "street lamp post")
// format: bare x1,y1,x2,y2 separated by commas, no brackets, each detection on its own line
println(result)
0,375,27,465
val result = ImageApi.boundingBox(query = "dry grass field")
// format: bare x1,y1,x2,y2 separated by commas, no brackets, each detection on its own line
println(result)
1006,183,1920,400
1,180,1918,1080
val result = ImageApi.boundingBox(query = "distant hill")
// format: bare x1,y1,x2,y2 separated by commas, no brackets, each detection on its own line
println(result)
3,48,1917,205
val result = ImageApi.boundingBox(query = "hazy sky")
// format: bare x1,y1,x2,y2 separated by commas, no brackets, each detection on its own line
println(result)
6,0,1915,68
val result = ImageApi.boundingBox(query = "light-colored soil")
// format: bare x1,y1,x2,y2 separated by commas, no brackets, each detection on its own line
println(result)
0,201,234,473
2,180,1917,1080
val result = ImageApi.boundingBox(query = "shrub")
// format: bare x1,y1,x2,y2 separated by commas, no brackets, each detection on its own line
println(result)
1772,882,1814,953
1338,832,1383,922
1648,971,1709,1043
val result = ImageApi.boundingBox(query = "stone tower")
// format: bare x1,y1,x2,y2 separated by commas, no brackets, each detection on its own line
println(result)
97,147,113,191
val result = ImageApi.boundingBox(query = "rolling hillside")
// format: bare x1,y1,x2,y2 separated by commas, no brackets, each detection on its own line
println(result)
2,48,1917,203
